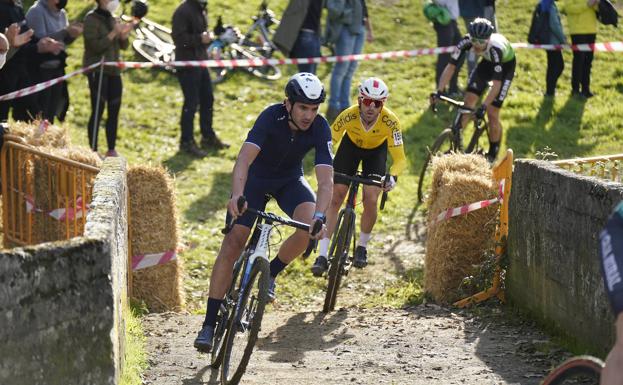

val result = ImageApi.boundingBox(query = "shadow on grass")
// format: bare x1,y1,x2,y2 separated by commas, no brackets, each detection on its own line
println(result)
184,171,231,223
258,310,351,364
506,95,593,158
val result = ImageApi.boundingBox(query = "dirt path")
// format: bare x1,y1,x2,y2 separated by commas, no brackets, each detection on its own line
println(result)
142,211,568,384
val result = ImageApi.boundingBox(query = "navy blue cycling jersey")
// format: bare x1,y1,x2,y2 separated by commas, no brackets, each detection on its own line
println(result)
245,103,333,178
600,201,623,316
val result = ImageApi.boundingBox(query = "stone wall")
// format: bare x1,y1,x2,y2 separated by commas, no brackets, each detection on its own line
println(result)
0,157,128,384
507,159,623,354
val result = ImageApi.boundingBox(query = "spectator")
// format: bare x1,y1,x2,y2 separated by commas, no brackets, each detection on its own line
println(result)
432,0,462,96
564,0,599,98
458,0,486,76
274,0,323,74
483,0,497,31
26,0,83,123
1,24,34,70
172,0,228,158
0,33,8,70
540,0,566,96
324,0,373,123
83,0,132,157
0,0,63,122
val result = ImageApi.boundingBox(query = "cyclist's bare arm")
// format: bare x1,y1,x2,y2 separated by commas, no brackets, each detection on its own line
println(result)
436,63,457,94
314,165,333,215
228,143,260,217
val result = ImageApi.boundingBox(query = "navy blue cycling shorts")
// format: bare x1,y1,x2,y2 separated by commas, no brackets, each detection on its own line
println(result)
229,173,316,228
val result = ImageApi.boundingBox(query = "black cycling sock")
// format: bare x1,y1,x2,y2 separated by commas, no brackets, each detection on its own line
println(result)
488,141,500,158
203,297,223,328
269,255,288,278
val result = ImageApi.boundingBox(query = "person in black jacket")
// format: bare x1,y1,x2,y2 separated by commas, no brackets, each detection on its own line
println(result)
172,0,228,158
0,0,63,122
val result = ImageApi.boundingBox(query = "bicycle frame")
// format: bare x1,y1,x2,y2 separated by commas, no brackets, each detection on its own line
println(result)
435,94,488,153
241,2,279,55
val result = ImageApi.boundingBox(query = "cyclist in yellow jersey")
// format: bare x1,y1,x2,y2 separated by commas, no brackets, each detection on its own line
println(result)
312,77,406,274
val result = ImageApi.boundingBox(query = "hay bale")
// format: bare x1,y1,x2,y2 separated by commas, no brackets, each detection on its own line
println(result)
31,146,101,243
7,120,70,148
424,153,498,303
128,165,185,312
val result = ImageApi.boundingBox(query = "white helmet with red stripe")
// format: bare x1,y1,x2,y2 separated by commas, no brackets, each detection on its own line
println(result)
358,77,389,101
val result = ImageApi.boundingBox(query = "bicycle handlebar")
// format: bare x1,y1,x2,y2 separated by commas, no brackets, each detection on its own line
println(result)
430,94,474,114
334,172,390,211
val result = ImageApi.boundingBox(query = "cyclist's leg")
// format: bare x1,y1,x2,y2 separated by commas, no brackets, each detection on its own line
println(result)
272,176,318,264
485,59,515,160
462,60,488,129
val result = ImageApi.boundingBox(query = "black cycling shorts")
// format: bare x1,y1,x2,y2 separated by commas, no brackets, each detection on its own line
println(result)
466,58,516,108
332,134,387,186
227,172,316,228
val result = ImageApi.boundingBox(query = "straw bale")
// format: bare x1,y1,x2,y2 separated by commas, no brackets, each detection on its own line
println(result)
8,120,70,148
31,146,100,243
128,165,185,312
424,153,498,303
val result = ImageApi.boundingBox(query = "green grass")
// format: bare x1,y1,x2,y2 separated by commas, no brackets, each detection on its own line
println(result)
119,306,148,385
23,0,623,311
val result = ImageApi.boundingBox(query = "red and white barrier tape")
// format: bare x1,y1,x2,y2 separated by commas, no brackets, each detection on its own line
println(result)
2,41,623,102
132,250,176,270
23,193,88,221
430,180,505,225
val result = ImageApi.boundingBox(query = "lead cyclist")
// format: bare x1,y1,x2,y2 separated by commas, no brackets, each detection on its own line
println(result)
432,17,516,163
599,201,623,385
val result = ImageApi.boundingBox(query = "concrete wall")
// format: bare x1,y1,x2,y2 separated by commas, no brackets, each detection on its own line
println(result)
507,159,623,354
0,157,128,385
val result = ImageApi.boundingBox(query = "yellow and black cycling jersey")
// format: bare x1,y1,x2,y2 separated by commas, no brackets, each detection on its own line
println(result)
331,104,407,176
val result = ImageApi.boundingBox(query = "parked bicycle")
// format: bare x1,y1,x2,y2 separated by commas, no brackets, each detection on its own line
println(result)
417,94,490,203
207,14,281,84
540,355,603,385
322,172,388,313
119,1,176,71
210,196,321,385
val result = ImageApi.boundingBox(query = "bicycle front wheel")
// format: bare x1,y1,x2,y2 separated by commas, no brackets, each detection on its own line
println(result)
323,210,354,313
541,356,603,385
417,128,453,203
211,251,248,368
221,257,270,385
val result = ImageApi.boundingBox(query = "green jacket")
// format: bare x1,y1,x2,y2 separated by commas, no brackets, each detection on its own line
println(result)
82,8,129,76
324,0,366,45
273,0,322,56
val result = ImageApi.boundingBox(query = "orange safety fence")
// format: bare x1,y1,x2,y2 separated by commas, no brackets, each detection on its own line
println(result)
454,149,513,308
1,135,100,247
552,153,623,183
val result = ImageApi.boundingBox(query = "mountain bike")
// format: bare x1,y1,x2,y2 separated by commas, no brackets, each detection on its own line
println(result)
540,355,603,385
417,94,489,203
119,12,176,71
210,196,321,385
323,172,388,313
207,13,281,84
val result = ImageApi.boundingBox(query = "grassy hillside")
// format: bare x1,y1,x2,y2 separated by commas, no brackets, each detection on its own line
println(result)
41,0,623,311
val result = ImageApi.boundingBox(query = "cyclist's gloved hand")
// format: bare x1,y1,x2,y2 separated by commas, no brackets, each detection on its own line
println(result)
310,211,327,240
381,175,397,192
475,104,487,120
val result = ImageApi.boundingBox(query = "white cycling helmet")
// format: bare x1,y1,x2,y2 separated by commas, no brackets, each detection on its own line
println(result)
359,77,389,101
285,72,326,104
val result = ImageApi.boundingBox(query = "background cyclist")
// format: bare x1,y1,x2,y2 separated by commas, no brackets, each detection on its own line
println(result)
311,77,406,275
433,17,516,162
193,72,333,353
599,201,623,385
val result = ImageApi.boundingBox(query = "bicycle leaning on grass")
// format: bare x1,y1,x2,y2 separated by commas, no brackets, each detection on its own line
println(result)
210,196,321,385
417,94,490,203
321,172,388,313
540,355,603,385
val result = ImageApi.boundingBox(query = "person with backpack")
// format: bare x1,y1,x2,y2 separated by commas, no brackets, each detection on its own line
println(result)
539,0,566,96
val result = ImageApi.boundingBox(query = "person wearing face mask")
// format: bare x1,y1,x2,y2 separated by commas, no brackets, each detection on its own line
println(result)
82,0,132,157
172,0,229,158
0,0,64,122
26,0,83,123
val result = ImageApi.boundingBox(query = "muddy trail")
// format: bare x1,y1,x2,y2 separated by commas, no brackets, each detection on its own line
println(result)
142,213,572,385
